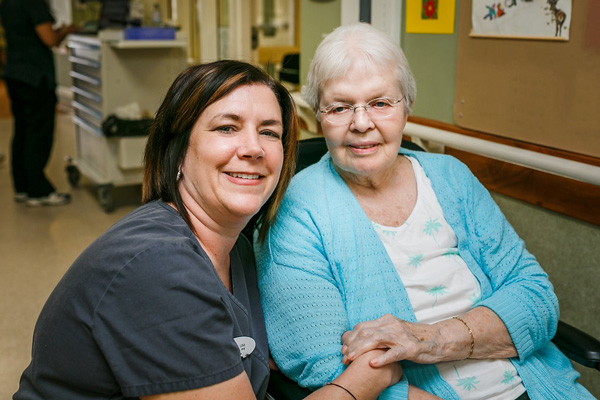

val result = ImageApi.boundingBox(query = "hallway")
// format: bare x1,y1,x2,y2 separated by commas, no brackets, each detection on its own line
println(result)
0,110,142,398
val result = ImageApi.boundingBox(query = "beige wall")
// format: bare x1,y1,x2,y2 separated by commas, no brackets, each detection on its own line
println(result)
299,0,340,88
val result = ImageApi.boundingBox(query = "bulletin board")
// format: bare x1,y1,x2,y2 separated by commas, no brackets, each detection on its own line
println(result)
454,0,600,158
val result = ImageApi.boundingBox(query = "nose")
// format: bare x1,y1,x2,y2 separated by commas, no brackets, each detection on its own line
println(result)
350,106,374,132
238,131,265,159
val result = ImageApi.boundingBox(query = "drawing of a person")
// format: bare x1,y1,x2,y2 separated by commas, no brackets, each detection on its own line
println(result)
484,4,497,20
497,3,506,17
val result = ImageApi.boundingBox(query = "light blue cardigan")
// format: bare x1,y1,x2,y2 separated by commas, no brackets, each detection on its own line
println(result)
255,150,593,399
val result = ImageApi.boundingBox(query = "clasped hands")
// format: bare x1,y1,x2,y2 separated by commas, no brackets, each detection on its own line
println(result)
341,313,447,368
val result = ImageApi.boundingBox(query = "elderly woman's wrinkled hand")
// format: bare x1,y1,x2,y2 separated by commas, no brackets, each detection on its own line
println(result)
341,314,445,367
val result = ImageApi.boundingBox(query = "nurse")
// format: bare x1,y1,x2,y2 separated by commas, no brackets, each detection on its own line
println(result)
14,60,401,400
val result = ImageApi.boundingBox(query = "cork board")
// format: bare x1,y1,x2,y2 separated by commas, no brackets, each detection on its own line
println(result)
454,0,600,158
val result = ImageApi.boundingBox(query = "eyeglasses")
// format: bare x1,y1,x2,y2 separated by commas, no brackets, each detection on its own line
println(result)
319,97,404,126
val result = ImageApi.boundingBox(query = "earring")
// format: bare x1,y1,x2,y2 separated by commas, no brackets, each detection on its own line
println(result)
176,170,182,181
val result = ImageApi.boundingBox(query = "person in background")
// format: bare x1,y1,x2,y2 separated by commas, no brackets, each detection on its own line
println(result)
0,0,78,206
255,23,594,399
13,60,401,400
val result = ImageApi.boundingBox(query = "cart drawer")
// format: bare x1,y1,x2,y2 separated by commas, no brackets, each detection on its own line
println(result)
71,86,102,104
67,40,101,62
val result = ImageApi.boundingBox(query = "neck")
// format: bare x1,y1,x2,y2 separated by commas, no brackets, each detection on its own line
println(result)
337,155,405,194
170,201,249,292
193,226,237,291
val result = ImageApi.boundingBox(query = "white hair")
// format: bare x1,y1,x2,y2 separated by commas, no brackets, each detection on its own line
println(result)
302,23,416,118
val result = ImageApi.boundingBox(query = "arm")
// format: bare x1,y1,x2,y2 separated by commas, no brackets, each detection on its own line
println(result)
306,349,402,400
256,188,411,397
456,158,558,359
142,349,402,400
341,306,516,367
256,219,350,388
35,22,79,47
254,183,348,389
341,156,554,366
256,166,417,398
141,373,256,400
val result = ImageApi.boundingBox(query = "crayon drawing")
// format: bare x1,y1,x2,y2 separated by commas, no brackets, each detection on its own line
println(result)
471,0,572,40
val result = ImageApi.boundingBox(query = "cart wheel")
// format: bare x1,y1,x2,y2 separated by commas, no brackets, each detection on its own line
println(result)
66,165,81,187
98,186,114,213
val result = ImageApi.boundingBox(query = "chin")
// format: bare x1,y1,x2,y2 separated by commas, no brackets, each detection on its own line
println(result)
228,199,266,219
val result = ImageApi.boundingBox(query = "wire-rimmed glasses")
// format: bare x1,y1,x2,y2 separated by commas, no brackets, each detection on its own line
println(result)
319,97,404,126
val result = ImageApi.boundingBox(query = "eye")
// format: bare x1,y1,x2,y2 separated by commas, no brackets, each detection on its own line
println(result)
260,130,282,140
370,99,392,109
216,126,234,133
329,104,351,114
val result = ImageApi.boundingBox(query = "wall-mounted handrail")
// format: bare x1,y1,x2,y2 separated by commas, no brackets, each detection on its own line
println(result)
403,122,600,186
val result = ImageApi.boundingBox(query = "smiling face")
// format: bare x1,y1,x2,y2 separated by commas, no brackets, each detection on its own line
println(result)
179,84,284,228
319,64,408,186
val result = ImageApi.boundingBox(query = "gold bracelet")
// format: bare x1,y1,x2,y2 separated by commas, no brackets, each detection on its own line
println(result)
326,382,357,400
453,316,475,359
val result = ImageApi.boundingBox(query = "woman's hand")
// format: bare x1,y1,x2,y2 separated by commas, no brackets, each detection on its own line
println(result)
341,307,518,368
341,314,447,367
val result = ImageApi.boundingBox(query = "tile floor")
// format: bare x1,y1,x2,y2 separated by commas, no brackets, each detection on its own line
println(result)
0,112,142,398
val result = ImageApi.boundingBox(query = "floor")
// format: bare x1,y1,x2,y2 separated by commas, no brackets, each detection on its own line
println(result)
0,111,142,398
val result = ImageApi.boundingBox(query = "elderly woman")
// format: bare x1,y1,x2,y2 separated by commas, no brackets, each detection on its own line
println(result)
255,23,594,399
13,60,401,400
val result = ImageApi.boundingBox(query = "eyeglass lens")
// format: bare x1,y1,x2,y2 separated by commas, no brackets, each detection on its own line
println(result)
322,97,402,125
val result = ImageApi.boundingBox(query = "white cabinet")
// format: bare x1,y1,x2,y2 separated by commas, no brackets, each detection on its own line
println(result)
67,31,187,211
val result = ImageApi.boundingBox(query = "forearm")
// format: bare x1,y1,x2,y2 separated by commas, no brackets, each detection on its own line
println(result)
36,23,78,47
306,350,401,400
426,306,517,362
342,307,517,367
408,384,443,399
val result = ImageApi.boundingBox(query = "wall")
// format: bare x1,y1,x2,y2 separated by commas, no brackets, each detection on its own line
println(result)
401,5,459,124
298,1,599,396
299,0,340,89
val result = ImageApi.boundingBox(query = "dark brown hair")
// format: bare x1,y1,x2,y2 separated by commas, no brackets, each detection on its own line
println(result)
142,60,297,240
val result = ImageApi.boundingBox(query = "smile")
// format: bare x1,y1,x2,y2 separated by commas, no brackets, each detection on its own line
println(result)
226,172,262,180
349,143,379,154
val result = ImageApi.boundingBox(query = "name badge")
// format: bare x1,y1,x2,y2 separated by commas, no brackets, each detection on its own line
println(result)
234,336,256,359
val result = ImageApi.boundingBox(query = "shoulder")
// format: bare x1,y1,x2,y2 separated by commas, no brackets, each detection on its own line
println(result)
77,202,206,284
90,206,222,317
282,155,349,208
101,201,194,245
25,0,54,25
289,155,333,191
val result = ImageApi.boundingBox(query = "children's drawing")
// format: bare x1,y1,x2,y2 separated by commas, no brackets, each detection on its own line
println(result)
547,0,567,37
471,0,572,40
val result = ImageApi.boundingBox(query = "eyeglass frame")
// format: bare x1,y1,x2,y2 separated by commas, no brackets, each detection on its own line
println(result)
318,96,405,125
